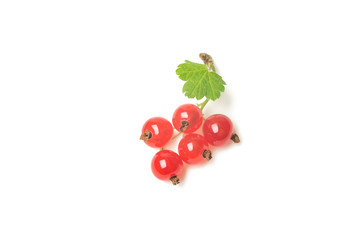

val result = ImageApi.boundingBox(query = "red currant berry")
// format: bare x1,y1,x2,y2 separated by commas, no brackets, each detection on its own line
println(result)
178,133,212,164
151,150,183,185
140,117,173,148
203,114,236,146
172,104,203,133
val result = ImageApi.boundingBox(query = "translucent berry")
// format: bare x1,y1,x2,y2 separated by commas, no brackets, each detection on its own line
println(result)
203,114,239,146
151,150,183,185
140,117,173,148
172,104,203,133
178,133,212,164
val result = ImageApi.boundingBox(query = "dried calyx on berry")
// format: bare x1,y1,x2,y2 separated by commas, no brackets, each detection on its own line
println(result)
203,150,212,161
140,129,152,142
169,176,180,185
231,133,240,143
179,121,189,132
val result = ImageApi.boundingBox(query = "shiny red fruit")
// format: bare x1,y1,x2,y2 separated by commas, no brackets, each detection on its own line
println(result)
140,117,173,148
151,150,183,184
172,104,203,133
203,114,233,146
178,133,211,164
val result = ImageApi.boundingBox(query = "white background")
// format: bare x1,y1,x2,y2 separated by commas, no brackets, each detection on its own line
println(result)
1,0,359,239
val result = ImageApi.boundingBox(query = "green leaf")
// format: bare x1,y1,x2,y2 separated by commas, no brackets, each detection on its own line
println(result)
176,60,226,101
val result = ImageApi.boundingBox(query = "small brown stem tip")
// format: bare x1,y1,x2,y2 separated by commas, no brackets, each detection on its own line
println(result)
179,121,189,132
203,149,212,161
140,129,152,142
199,53,215,72
199,53,213,65
170,176,180,185
231,133,240,143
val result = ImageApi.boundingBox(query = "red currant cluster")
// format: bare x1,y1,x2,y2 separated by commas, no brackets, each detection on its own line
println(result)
140,104,239,185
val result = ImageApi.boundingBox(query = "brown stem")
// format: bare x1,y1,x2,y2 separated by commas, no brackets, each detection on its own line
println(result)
171,131,182,140
199,53,215,72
